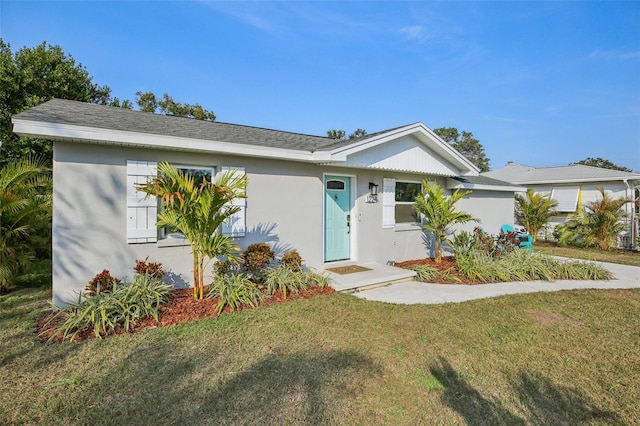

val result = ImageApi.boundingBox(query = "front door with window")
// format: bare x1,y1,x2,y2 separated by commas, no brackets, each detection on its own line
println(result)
324,175,351,262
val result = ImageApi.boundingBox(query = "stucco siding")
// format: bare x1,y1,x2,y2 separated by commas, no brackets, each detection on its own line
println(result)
53,142,452,305
456,191,516,235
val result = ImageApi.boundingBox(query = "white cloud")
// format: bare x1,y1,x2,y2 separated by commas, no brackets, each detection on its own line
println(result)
399,25,431,43
587,49,640,61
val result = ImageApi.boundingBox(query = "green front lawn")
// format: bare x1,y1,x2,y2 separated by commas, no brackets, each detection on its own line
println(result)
2,287,639,424
535,241,640,267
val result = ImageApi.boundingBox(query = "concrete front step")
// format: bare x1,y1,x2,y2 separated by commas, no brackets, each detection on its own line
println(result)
324,262,417,292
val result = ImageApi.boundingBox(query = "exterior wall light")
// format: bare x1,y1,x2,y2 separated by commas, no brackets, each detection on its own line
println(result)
367,182,379,203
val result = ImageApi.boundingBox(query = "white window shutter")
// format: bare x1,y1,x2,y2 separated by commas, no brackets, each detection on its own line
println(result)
127,160,157,244
551,186,580,212
220,166,246,237
382,177,396,228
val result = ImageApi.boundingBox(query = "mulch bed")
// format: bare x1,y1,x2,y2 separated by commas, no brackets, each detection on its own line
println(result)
394,256,477,285
37,285,335,343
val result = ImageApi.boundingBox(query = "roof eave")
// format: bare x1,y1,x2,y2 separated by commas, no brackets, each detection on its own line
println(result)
446,178,524,192
513,176,640,185
12,118,319,162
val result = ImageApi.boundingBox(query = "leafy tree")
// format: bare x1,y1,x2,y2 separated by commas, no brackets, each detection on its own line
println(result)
0,156,51,292
414,180,478,263
433,127,491,172
0,39,117,166
515,189,558,242
572,157,632,173
136,162,247,299
326,128,367,140
555,188,631,250
135,91,216,121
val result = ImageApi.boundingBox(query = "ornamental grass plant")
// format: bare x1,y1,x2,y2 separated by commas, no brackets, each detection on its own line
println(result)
49,274,171,341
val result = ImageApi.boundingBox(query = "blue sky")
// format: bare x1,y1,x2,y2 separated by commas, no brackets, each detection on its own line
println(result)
2,1,639,171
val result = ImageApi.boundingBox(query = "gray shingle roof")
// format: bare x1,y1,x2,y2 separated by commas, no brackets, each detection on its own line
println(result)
13,98,357,152
483,163,640,183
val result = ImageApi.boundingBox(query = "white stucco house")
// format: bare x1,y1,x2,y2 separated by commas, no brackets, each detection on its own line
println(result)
483,162,640,247
13,99,520,306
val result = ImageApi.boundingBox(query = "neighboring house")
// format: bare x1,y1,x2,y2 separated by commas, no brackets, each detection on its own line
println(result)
13,99,519,306
483,162,640,247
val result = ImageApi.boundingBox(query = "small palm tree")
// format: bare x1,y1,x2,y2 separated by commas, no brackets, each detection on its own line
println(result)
580,188,631,250
0,157,51,293
137,162,248,299
414,180,478,263
556,188,631,250
515,189,558,242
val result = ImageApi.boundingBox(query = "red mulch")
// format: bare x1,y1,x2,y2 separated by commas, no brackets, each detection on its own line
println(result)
394,256,476,285
37,286,335,343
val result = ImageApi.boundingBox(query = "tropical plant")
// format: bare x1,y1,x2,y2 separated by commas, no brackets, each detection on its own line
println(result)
555,188,631,250
263,265,307,298
454,249,612,283
280,249,303,272
208,273,263,314
85,269,121,296
0,156,51,293
133,257,166,280
50,274,171,341
136,162,248,299
414,180,478,263
515,189,558,242
242,242,275,277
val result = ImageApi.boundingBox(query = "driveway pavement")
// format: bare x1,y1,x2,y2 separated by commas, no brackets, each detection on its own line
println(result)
354,260,640,305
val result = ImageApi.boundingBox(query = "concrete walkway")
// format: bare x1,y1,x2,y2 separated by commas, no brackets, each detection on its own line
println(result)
354,260,640,305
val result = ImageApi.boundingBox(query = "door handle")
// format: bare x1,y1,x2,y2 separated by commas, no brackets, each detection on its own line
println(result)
347,214,351,234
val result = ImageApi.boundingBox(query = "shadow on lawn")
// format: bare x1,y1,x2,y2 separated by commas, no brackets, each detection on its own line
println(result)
74,343,380,425
429,357,619,425
205,350,380,424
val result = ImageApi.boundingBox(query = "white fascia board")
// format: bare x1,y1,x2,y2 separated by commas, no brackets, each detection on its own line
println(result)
446,178,524,192
12,119,317,162
328,123,480,174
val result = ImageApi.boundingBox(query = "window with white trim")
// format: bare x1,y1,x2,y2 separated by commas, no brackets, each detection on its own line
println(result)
126,161,246,244
382,178,422,228
161,165,215,239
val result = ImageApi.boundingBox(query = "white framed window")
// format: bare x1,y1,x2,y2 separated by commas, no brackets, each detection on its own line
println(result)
395,181,422,224
382,178,422,228
160,165,216,239
127,161,246,244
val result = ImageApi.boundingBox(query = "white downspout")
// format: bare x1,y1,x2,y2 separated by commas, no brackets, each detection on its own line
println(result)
624,179,634,249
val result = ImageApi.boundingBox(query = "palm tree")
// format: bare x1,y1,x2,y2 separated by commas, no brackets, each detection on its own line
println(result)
414,180,478,263
580,188,631,250
136,162,247,299
0,157,51,293
514,189,558,242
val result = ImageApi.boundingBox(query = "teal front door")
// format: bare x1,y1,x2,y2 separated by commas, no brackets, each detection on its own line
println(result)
324,175,351,262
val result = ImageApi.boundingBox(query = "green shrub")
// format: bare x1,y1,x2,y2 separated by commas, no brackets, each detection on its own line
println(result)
264,265,307,298
133,257,166,280
208,273,264,314
242,243,275,276
213,259,233,278
85,269,122,297
264,265,330,298
451,231,475,257
52,274,171,340
455,250,612,283
280,249,303,271
412,265,439,281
